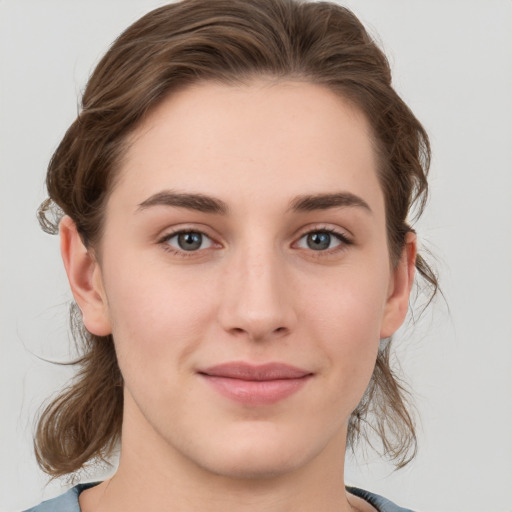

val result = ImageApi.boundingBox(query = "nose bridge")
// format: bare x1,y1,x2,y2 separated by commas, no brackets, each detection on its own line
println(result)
219,238,296,340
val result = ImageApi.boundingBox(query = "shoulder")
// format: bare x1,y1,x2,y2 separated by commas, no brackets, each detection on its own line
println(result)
22,483,100,512
347,486,417,512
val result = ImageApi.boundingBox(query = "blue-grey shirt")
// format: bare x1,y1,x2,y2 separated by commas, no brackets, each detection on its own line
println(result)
23,482,416,512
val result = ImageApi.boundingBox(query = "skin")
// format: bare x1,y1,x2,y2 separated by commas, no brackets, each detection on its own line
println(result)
61,80,416,512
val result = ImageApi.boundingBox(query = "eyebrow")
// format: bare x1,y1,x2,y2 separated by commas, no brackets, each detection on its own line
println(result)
136,190,371,216
137,190,229,215
289,192,372,214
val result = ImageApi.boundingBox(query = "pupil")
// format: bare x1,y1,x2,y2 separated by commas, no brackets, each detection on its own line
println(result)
307,232,331,250
178,232,202,251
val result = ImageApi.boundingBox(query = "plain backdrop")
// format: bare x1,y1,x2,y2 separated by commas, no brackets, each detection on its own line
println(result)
1,1,511,511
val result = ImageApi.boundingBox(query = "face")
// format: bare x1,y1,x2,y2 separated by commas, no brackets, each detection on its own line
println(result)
65,80,414,481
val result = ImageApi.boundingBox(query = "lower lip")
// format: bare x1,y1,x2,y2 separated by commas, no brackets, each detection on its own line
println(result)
200,375,311,405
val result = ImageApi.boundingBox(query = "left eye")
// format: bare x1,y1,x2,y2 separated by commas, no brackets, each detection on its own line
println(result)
164,231,213,251
296,231,344,251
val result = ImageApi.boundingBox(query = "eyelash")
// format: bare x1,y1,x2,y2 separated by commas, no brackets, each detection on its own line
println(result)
158,229,217,258
295,228,352,254
158,227,352,258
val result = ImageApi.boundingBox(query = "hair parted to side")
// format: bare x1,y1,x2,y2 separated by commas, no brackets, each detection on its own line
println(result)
36,0,437,478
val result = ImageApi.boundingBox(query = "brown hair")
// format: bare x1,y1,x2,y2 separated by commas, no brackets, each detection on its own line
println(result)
36,0,437,477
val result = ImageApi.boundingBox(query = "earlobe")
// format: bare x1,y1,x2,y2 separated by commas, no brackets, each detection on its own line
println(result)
59,216,112,336
380,231,417,339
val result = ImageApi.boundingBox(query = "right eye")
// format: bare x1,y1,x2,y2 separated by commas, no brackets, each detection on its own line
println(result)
162,231,214,252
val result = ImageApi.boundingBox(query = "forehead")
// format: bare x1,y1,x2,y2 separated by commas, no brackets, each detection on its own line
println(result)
112,80,384,215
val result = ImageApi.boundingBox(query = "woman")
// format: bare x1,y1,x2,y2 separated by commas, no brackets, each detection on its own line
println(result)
25,0,437,511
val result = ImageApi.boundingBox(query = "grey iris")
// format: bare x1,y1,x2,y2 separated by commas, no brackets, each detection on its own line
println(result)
178,232,203,250
307,232,331,250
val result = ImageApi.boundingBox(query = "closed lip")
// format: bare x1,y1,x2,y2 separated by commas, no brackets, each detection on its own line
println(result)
198,362,313,381
197,362,313,405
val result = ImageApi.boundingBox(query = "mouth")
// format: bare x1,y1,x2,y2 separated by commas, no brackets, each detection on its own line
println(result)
198,362,313,405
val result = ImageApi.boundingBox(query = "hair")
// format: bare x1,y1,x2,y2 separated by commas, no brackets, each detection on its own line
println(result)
35,0,437,477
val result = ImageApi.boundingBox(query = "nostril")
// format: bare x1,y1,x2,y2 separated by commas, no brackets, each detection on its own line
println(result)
228,325,288,339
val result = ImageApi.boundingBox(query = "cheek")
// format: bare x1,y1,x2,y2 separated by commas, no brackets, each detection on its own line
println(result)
305,259,390,342
301,263,389,401
101,253,218,380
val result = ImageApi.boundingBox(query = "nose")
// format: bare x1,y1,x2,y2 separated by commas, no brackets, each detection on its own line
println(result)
218,243,297,342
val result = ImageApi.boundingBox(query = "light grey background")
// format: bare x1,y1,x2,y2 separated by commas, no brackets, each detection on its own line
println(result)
1,1,511,511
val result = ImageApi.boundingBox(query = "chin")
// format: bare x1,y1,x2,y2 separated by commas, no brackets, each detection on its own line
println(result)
199,450,305,481
178,426,321,481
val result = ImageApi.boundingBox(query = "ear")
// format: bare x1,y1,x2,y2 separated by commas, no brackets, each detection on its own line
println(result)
59,216,112,336
380,231,417,339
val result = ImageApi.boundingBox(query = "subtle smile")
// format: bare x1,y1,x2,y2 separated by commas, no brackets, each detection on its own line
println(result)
198,362,314,406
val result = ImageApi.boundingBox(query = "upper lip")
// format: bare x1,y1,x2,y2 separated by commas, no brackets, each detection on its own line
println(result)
198,362,312,381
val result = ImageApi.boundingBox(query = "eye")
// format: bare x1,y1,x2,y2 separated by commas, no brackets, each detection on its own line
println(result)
164,231,214,252
296,230,349,251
